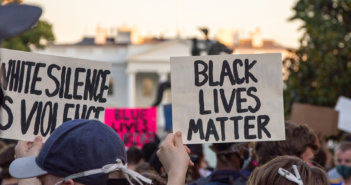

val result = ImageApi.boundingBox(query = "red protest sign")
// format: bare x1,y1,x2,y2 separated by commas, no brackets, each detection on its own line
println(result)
105,107,157,147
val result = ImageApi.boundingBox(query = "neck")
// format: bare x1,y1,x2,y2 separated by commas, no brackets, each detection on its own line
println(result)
215,156,241,171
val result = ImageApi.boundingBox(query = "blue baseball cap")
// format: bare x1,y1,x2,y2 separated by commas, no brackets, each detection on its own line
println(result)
0,3,42,39
9,119,127,185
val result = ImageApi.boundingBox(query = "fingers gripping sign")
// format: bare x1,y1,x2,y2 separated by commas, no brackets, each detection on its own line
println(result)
15,136,43,158
157,131,193,185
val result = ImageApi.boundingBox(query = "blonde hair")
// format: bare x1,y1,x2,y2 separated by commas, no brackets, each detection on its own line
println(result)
247,155,327,185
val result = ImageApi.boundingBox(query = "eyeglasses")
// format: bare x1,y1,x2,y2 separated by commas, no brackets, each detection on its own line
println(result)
54,159,152,185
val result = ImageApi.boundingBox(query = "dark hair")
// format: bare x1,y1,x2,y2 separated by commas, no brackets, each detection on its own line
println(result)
313,145,327,168
212,143,239,162
187,144,204,181
127,146,143,165
255,122,319,165
248,155,328,185
187,144,203,163
149,152,162,174
337,141,351,152
142,143,158,162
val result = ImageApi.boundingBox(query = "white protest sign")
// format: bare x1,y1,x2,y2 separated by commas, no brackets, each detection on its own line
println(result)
335,96,351,133
170,53,285,144
0,48,111,141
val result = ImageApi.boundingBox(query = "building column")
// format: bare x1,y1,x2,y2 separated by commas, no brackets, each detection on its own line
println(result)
127,72,136,107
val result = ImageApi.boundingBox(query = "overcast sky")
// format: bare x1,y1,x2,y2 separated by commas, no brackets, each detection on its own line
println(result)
24,0,302,48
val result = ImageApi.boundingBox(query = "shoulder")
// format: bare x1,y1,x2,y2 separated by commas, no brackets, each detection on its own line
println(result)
328,168,342,179
189,170,248,185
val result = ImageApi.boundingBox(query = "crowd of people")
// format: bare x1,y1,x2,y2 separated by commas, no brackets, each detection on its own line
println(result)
0,87,346,185
0,61,345,185
0,115,349,185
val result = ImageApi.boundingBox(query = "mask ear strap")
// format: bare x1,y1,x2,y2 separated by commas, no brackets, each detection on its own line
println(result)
278,165,304,185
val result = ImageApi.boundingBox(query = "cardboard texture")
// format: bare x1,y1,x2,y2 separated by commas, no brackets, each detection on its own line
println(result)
170,53,285,144
335,96,351,133
290,102,339,136
0,48,111,141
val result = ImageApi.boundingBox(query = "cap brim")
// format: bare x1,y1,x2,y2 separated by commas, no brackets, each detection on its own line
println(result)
9,156,48,178
0,4,42,39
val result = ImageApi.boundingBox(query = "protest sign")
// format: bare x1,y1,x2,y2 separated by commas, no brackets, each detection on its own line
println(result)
335,96,351,133
104,107,157,147
170,53,285,144
0,48,111,141
290,102,339,136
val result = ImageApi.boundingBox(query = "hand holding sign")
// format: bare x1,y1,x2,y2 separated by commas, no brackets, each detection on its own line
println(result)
157,131,193,185
15,136,43,158
171,53,285,144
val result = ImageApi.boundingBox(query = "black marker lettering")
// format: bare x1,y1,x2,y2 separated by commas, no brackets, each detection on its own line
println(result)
46,64,60,97
199,89,211,115
194,60,208,86
244,116,256,139
187,119,205,141
205,119,219,141
244,59,257,83
257,115,271,139
247,87,261,113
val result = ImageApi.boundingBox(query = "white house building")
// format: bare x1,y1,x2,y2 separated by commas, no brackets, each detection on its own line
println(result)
33,39,129,108
125,39,192,107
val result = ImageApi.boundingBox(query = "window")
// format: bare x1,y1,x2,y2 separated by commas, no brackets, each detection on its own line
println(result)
142,78,154,97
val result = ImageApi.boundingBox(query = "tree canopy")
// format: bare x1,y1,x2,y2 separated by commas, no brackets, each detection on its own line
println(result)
284,0,351,114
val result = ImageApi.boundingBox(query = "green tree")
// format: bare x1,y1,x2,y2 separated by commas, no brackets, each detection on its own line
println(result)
284,0,351,115
1,20,55,51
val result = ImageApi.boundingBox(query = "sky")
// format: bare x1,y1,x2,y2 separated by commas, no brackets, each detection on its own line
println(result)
24,0,303,48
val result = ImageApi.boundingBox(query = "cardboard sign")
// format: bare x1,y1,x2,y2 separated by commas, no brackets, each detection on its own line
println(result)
163,104,172,132
171,53,285,144
335,96,351,133
0,49,111,141
290,103,339,136
104,107,157,147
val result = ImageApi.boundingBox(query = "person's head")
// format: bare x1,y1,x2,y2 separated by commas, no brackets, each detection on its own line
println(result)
142,143,158,162
335,141,351,166
186,144,204,180
127,146,144,168
210,142,249,171
255,122,319,165
334,141,351,179
9,119,127,185
149,151,164,175
187,144,203,165
247,155,328,185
